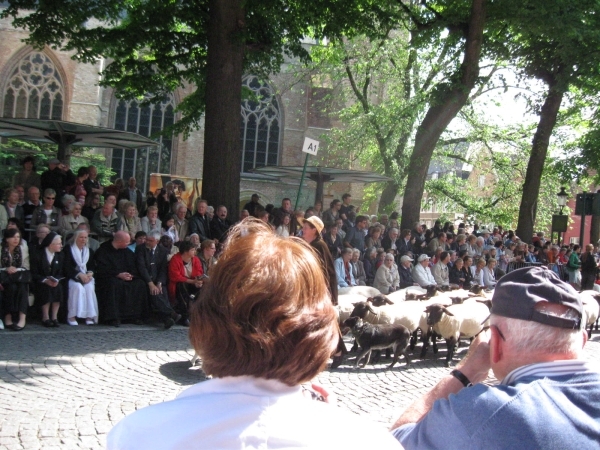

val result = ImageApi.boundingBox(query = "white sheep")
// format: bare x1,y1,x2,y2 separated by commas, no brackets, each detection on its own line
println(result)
386,286,427,303
338,286,382,297
424,302,490,366
580,290,600,338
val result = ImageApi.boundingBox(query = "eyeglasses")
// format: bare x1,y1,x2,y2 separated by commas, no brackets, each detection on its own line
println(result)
45,197,55,200
491,324,506,341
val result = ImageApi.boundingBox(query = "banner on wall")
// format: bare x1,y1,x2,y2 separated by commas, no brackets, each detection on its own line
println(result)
150,173,202,212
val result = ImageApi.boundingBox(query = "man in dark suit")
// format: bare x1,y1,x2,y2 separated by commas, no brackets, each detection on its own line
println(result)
210,205,233,243
118,177,144,213
382,228,400,254
242,193,261,217
136,230,181,329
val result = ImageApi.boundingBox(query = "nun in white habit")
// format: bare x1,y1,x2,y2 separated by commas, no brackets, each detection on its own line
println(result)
64,229,98,325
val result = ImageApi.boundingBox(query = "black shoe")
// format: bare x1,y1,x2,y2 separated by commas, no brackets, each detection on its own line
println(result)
171,313,182,323
43,319,53,328
133,319,145,325
331,355,344,369
108,319,120,328
181,318,190,327
11,324,24,331
164,318,175,330
52,319,60,328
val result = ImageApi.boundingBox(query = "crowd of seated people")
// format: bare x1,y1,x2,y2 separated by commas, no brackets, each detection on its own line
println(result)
0,159,243,331
1,157,594,331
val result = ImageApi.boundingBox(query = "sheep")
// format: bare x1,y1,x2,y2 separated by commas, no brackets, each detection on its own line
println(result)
469,284,484,295
338,286,381,297
580,290,600,338
346,298,453,358
386,286,426,303
424,302,490,366
367,294,394,306
337,294,372,323
343,317,411,369
405,285,439,300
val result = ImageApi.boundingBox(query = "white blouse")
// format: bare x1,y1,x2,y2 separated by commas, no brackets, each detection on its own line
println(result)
107,376,401,450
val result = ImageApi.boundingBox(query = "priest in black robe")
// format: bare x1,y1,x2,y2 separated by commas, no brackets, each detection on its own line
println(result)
94,231,148,326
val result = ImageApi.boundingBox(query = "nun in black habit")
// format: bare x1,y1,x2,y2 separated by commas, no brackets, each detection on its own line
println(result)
31,231,65,327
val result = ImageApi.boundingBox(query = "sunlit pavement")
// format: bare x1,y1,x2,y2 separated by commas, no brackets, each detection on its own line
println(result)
1,323,599,449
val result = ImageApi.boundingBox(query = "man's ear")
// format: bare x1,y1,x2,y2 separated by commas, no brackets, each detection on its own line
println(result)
582,329,588,348
491,327,503,364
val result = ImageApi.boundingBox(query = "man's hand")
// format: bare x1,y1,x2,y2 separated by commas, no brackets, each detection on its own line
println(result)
391,328,492,430
117,272,133,281
45,279,59,287
148,281,160,296
6,267,17,275
457,329,492,384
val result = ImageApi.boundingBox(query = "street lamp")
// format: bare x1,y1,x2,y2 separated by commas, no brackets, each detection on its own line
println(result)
557,187,568,214
553,187,569,245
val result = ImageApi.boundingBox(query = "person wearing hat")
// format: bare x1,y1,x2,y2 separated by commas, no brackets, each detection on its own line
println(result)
412,254,437,288
391,266,600,448
398,255,418,289
302,215,346,368
31,231,65,327
242,193,261,218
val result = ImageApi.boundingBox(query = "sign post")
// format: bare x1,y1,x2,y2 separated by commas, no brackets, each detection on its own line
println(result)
295,137,319,210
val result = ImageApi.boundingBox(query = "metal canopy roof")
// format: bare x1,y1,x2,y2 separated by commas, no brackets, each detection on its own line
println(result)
252,165,392,205
252,165,392,184
0,118,159,160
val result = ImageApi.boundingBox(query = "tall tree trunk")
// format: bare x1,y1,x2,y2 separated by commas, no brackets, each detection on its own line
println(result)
379,181,400,212
399,0,486,231
515,84,564,241
202,0,244,219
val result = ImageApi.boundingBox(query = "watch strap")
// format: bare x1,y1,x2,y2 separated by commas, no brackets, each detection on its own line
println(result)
450,369,473,387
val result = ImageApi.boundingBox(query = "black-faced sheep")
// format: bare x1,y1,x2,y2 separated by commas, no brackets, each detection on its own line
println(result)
367,294,395,306
424,302,490,366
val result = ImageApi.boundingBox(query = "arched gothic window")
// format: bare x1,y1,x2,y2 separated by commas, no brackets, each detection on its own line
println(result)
240,76,280,173
111,96,175,189
2,51,64,119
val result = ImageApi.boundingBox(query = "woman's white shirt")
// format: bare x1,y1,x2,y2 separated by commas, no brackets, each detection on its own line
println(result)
107,376,401,450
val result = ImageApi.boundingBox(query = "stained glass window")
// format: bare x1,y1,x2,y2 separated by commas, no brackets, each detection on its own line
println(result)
240,76,280,173
2,51,64,119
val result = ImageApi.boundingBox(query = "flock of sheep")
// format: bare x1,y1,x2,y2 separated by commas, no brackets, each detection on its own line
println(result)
336,284,600,370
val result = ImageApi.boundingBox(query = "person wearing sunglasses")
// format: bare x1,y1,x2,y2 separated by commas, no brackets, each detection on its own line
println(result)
30,189,62,233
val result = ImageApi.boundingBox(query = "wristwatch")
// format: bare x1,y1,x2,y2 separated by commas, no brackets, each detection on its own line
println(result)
450,369,473,387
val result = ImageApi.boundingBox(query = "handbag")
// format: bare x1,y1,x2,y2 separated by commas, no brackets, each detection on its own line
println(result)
0,269,32,284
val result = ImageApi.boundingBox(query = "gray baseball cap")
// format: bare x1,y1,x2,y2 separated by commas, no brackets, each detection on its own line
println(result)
491,266,582,330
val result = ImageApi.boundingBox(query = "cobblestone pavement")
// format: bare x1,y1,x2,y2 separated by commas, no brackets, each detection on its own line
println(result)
1,323,599,449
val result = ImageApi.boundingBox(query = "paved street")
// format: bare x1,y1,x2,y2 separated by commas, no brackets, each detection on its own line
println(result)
0,323,599,449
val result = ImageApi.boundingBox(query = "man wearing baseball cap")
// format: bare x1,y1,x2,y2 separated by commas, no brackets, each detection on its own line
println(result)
398,255,419,289
411,253,437,288
391,266,600,448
